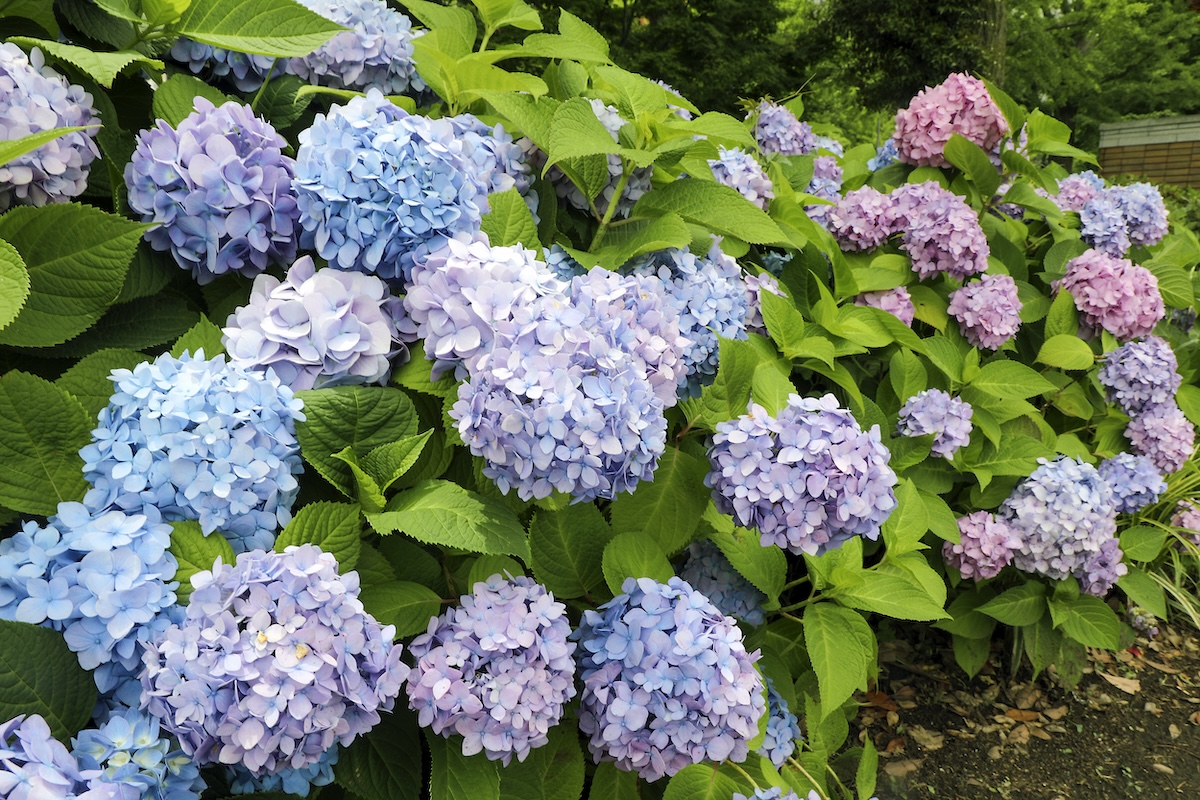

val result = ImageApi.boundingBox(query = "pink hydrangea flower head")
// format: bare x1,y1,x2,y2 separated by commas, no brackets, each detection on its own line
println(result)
947,274,1022,350
893,73,1009,168
943,511,1020,581
854,287,915,327
829,186,898,251
1059,249,1164,341
1125,402,1195,474
890,181,989,279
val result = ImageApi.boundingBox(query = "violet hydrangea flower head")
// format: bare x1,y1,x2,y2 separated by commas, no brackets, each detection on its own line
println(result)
140,544,408,777
1098,453,1166,514
1113,182,1169,249
678,540,766,626
707,394,898,557
829,186,898,251
126,98,298,284
1077,537,1127,597
868,138,899,172
893,72,1008,168
573,576,766,782
891,181,990,280
78,351,305,553
855,287,915,326
1079,191,1131,256
0,714,122,800
804,155,844,228
406,575,575,765
896,389,973,459
294,90,488,282
1097,336,1180,415
72,708,205,800
708,146,774,210
0,44,99,212
947,274,1022,350
744,271,784,338
757,679,801,768
1171,501,1200,548
751,101,816,156
1059,249,1164,341
1125,402,1196,475
1050,170,1105,212
223,256,414,391
288,0,425,95
168,40,277,92
225,749,337,797
943,511,1020,581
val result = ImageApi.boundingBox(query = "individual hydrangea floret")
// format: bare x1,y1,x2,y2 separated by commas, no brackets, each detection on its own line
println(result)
0,714,122,800
1098,336,1181,415
1125,402,1196,475
223,256,414,391
288,0,424,95
867,138,899,172
407,575,575,764
1098,453,1167,514
947,274,1023,350
678,540,766,626
707,394,898,557
751,101,816,156
78,351,305,553
943,511,1020,581
829,186,898,251
574,577,765,782
0,44,100,211
744,271,785,337
893,73,1008,168
1059,249,1164,341
891,182,990,280
294,90,488,282
545,99,650,219
73,708,205,800
126,99,298,284
757,679,801,768
140,545,408,777
168,40,277,92
855,287,915,327
1077,537,1127,597
708,146,774,210
896,389,974,459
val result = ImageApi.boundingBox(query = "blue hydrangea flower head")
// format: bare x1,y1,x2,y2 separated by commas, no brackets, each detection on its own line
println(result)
225,748,338,797
679,540,766,626
943,511,1019,581
446,114,536,199
574,576,766,782
1113,182,1169,249
804,154,844,228
1098,453,1167,514
288,0,425,95
407,575,576,765
708,147,774,211
1050,170,1105,212
78,351,305,553
72,708,205,800
867,139,899,172
0,714,123,800
168,40,277,92
758,250,793,276
734,788,804,800
1098,336,1180,415
126,99,299,284
757,679,801,768
751,101,816,156
1126,402,1195,475
140,545,409,777
1080,191,1131,256
896,389,973,459
0,44,100,211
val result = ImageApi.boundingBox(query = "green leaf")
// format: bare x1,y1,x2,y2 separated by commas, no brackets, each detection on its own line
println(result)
0,619,96,742
0,0,60,35
175,0,346,57
529,504,613,600
400,0,478,54
1036,335,1095,370
1001,182,1065,220
982,77,1027,136
663,763,742,800
169,520,236,604
0,203,145,348
0,239,30,334
361,432,433,492
392,340,458,399
856,737,878,800
0,126,99,169
1179,384,1200,428
1118,566,1167,620
952,633,991,678
337,706,422,800
429,731,501,800
804,603,873,715
633,179,786,245
921,491,959,542
472,0,542,32
171,315,226,358
1043,289,1079,339
255,74,312,129
965,436,1055,479
545,97,623,167
586,763,639,800
881,479,928,556
601,532,673,595
677,335,760,431
519,8,609,62
578,213,691,271
0,372,90,515
708,523,787,609
934,590,998,639
943,133,1002,199
46,293,200,355
367,480,530,562
968,359,1056,400
609,446,709,556
55,348,145,420
466,554,524,588
888,349,927,406
359,581,442,638
8,37,161,87
480,188,540,249
152,74,235,127
977,582,1046,626
1119,525,1167,562
1049,593,1121,649
835,569,948,621
1022,614,1061,679
274,501,362,570
498,725,584,800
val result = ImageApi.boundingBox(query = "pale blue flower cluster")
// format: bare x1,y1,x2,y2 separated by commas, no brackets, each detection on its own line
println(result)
168,40,276,92
0,44,99,211
126,99,299,284
751,102,816,156
678,540,766,626
744,271,784,337
289,0,425,94
574,577,765,782
757,680,800,768
547,99,651,219
72,709,204,800
867,139,899,172
1076,183,1169,257
407,575,576,764
947,274,1023,350
0,714,122,800
707,394,898,557
79,351,305,553
1098,336,1181,415
943,511,1020,581
447,114,536,199
1079,192,1129,256
896,389,973,459
140,545,408,777
708,147,774,210
294,91,488,282
223,256,414,391
1099,453,1166,513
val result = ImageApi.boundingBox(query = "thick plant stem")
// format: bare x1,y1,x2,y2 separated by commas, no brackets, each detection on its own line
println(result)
590,164,632,250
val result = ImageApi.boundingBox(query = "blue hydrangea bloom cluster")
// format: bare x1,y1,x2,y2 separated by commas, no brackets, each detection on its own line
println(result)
1076,183,1169,257
708,146,774,210
288,0,425,94
896,389,973,459
734,787,805,800
574,577,766,782
407,575,575,765
1126,403,1196,475
0,44,99,211
225,748,337,797
751,102,816,156
0,714,122,800
294,91,488,282
1098,453,1166,514
867,139,899,172
72,709,204,800
223,255,415,391
546,99,651,219
168,40,277,92
126,99,298,284
943,511,1020,581
757,679,800,768
447,114,536,199
1080,191,1130,256
947,274,1023,350
707,394,898,557
678,540,766,626
804,155,844,228
891,181,990,280
140,545,408,777
1098,336,1181,415
78,351,305,553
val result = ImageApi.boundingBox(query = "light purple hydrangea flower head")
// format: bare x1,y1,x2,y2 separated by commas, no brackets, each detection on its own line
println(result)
126,99,298,284
757,679,800,768
707,394,898,556
947,274,1023,350
0,44,99,211
891,181,990,280
1098,336,1181,415
678,540,766,626
72,708,205,800
1098,453,1167,514
830,186,898,251
1051,170,1105,213
893,72,1008,168
734,788,806,800
943,511,1020,581
708,146,774,210
1171,501,1200,548
1126,402,1196,475
855,287,915,326
574,576,766,782
896,389,973,459
803,155,844,229
406,575,575,765
168,40,277,92
287,0,425,95
0,714,123,800
751,101,816,156
1077,537,1127,597
1059,250,1164,341
140,545,408,776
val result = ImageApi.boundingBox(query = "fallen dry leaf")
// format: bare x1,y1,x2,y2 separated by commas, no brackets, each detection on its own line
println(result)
884,737,906,755
1044,705,1069,720
1141,659,1180,674
1005,709,1040,722
987,745,1003,760
1169,723,1182,739
1098,672,1141,695
1189,711,1200,725
1013,686,1041,709
866,690,898,711
886,710,900,727
1007,724,1030,746
1151,763,1175,776
907,725,945,751
1029,726,1052,741
882,758,923,778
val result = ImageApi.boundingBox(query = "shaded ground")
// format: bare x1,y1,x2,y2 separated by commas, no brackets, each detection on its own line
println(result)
854,627,1200,799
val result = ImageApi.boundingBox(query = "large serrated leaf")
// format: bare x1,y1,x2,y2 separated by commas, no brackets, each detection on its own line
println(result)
480,187,539,249
608,446,709,555
171,315,226,358
359,581,441,638
55,348,145,420
174,0,346,57
662,763,742,800
708,523,786,608
0,372,90,515
152,74,235,128
0,239,30,333
428,731,501,800
336,706,422,800
804,603,873,717
632,179,787,245
9,37,161,87
529,504,612,600
0,620,97,742
601,532,673,595
497,723,584,800
274,501,361,570
0,125,99,169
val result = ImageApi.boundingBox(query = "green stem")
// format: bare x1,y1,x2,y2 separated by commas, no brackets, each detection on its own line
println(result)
782,575,811,591
478,26,495,52
777,596,821,615
250,58,281,113
785,758,830,800
726,761,759,789
590,164,633,249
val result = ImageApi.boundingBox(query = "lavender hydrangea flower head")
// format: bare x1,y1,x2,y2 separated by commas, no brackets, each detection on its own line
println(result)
1113,182,1169,249
744,271,785,337
1098,336,1180,415
867,138,899,172
287,0,425,95
943,511,1020,581
0,44,100,211
1125,402,1196,475
545,100,651,219
1077,537,1127,596
574,576,766,782
830,186,898,251
140,545,408,777
72,708,205,800
168,40,277,92
708,147,774,210
855,287,915,326
1059,250,1164,341
896,389,973,459
751,101,816,156
407,575,575,764
0,714,122,800
1171,501,1200,548
893,73,1008,168
947,274,1022,350
891,181,990,279
757,679,801,768
804,155,843,228
224,256,414,391
1127,605,1160,638
678,540,766,626
813,135,844,157
1080,191,1131,256
294,91,488,282
1098,453,1166,514
126,99,298,284
78,351,305,553
707,394,898,557
1051,170,1105,212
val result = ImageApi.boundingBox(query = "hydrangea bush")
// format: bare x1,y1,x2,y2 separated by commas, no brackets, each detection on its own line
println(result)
0,4,1199,800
